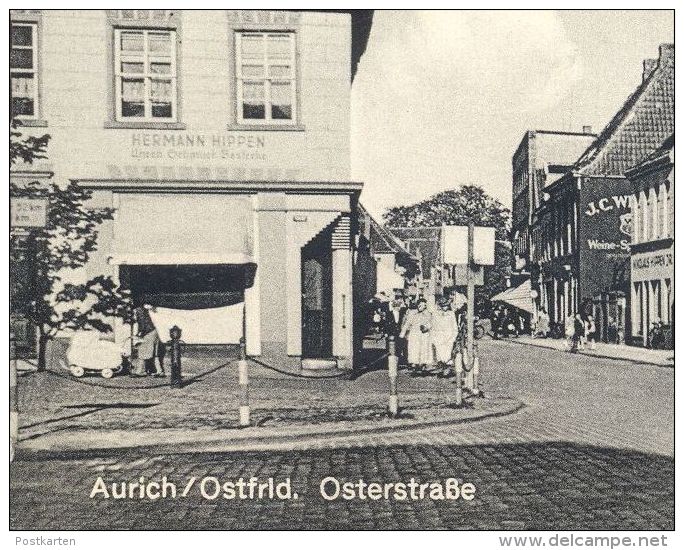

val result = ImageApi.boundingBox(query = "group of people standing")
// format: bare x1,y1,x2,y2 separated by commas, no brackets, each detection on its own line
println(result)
564,313,597,352
534,307,597,352
368,293,462,376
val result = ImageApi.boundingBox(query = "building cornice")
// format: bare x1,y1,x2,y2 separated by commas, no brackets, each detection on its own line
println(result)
630,237,674,255
73,179,364,195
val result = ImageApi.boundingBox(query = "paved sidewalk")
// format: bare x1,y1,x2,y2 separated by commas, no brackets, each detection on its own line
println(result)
15,351,522,455
505,336,674,367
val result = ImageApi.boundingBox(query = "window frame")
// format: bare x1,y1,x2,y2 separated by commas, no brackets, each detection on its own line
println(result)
10,22,39,120
234,30,298,127
113,28,178,123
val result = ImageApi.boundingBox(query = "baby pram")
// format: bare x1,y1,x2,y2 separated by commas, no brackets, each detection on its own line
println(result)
64,332,130,378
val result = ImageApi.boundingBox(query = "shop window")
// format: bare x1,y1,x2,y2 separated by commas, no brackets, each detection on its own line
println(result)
664,278,672,324
632,283,641,336
642,190,650,242
235,32,296,125
10,23,38,119
632,196,640,245
648,187,658,241
660,182,669,239
114,29,178,122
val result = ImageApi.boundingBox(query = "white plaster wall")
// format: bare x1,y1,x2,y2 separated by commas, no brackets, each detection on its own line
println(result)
18,10,352,183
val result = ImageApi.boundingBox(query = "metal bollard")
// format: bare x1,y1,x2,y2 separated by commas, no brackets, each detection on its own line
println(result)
10,331,18,462
169,325,182,387
453,349,463,407
238,337,250,427
387,336,399,417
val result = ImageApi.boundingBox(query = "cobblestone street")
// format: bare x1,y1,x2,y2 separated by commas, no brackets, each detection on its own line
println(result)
10,339,674,530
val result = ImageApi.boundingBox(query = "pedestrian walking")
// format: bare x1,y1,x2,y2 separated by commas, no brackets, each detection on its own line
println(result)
399,298,433,373
573,313,585,352
564,315,575,351
585,315,597,350
535,308,550,338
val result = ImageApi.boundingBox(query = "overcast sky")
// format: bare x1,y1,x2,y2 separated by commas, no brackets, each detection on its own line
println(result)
350,10,674,219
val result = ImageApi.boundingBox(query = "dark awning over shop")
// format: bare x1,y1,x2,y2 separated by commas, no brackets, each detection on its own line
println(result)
119,263,257,309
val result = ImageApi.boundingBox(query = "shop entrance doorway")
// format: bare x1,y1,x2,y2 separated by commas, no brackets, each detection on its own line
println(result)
301,231,333,359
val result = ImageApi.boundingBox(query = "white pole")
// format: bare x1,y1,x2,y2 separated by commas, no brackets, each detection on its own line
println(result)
10,331,18,462
388,336,398,417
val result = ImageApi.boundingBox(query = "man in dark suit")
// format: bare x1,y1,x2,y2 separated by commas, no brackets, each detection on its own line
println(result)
384,296,408,364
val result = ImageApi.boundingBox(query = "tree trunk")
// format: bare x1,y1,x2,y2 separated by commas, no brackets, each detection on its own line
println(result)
37,332,49,372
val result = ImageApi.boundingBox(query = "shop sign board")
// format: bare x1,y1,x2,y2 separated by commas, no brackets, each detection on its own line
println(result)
11,198,48,228
578,176,635,299
631,248,674,282
441,225,495,265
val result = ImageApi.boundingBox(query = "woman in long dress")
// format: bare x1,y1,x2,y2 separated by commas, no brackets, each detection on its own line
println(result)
399,298,433,370
432,298,458,370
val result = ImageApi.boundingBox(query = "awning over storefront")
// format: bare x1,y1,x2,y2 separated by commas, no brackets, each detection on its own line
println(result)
491,279,535,314
118,263,257,309
111,194,254,265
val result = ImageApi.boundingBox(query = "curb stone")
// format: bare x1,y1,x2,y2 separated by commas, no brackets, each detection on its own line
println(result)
16,399,525,459
500,337,673,368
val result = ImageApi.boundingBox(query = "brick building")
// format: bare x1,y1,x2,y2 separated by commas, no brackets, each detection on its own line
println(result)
532,44,674,341
10,9,373,370
627,134,674,347
511,130,596,281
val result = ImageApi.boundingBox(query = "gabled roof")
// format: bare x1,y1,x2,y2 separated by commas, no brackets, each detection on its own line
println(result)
574,44,674,177
388,227,442,276
357,203,419,265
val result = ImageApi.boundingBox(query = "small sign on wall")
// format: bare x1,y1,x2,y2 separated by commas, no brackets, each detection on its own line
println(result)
11,198,48,228
441,225,496,265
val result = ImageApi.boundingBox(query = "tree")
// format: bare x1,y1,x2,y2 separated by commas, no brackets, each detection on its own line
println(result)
10,121,130,371
383,185,512,314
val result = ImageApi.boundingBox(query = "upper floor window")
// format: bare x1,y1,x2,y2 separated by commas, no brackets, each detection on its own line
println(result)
10,23,38,118
114,29,177,122
235,32,296,124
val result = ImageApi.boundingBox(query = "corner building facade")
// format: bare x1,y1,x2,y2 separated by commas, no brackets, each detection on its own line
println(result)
10,9,370,370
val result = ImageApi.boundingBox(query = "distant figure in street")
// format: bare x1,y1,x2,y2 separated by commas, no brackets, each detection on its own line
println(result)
564,316,575,351
131,305,164,377
573,313,585,352
585,315,597,350
607,316,618,344
399,298,433,372
502,307,517,338
536,308,550,338
431,297,459,374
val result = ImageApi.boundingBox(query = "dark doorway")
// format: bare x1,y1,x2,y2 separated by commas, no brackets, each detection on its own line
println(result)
301,231,333,358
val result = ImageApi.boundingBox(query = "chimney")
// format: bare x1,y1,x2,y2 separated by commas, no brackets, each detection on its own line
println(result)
582,125,592,134
643,59,658,81
658,43,674,66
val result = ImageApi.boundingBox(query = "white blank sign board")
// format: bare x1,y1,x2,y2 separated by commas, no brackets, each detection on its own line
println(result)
441,225,496,265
